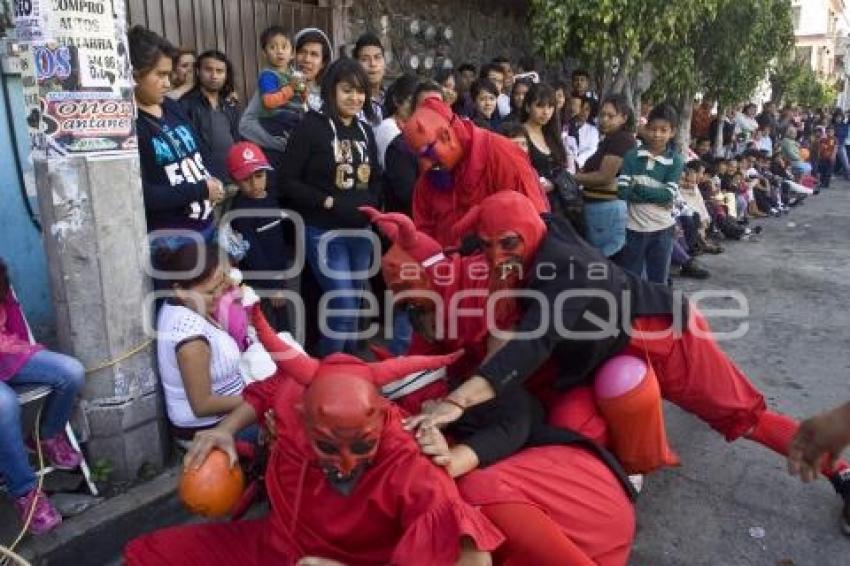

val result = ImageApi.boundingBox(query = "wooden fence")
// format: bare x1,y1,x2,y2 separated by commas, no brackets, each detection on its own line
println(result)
125,0,332,98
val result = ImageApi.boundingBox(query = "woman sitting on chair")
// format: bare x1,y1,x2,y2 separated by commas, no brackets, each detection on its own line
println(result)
0,258,85,535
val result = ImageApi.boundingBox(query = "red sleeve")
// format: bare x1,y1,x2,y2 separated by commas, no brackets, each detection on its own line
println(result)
411,176,437,240
491,137,550,214
391,448,504,563
241,372,285,418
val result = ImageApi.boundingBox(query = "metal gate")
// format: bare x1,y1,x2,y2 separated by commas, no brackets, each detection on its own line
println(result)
125,0,332,98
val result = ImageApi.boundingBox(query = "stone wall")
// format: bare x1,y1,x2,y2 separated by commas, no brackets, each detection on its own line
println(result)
343,0,535,79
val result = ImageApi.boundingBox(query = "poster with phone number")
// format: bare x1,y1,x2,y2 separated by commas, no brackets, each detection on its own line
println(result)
16,0,136,156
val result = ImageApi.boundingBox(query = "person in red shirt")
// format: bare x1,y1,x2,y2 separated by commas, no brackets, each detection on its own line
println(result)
124,308,502,566
365,209,637,565
396,191,850,537
403,97,549,247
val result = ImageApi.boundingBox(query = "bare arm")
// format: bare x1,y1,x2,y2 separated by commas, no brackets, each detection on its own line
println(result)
177,340,244,418
183,402,258,469
789,401,850,482
574,154,624,188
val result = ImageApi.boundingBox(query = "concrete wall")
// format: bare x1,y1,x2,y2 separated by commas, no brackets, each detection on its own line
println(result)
344,0,534,78
794,0,830,36
793,0,844,76
0,66,55,342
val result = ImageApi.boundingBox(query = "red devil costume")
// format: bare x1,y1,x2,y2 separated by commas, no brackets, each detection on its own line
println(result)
366,207,637,565
404,97,549,246
125,310,503,566
374,192,850,539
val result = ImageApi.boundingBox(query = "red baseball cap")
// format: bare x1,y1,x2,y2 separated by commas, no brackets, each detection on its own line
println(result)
226,141,273,181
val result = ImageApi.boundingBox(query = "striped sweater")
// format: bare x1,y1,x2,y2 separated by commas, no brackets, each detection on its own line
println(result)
618,147,685,232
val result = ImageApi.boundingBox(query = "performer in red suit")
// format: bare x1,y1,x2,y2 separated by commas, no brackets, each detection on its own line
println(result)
125,309,503,566
365,207,637,566
403,97,549,246
393,191,850,534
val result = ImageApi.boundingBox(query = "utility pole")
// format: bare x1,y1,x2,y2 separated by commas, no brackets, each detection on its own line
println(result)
14,0,165,480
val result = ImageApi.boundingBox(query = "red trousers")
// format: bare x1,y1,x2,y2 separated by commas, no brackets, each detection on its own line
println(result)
459,445,635,566
626,309,766,442
125,519,278,566
545,309,767,446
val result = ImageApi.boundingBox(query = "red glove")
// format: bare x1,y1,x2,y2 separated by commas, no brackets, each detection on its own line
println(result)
360,207,443,263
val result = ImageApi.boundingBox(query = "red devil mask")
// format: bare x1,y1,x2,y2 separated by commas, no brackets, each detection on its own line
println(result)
453,191,547,279
252,308,461,494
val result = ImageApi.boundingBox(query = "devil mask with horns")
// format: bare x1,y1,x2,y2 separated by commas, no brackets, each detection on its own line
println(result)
251,307,462,495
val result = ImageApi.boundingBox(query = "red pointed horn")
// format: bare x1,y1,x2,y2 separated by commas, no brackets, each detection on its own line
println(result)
251,306,318,386
360,208,419,249
369,350,464,387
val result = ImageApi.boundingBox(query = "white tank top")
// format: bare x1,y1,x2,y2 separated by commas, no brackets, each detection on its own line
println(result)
156,303,244,428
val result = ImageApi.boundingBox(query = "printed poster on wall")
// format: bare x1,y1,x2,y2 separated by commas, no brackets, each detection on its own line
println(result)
16,1,136,156
47,0,129,90
13,0,50,42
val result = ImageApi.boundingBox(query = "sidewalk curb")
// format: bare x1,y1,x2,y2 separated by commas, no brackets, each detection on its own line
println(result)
18,467,190,565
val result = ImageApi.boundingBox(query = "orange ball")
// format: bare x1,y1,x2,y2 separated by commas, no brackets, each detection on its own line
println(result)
178,449,244,518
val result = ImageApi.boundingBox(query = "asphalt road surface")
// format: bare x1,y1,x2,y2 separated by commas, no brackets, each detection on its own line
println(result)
630,180,850,565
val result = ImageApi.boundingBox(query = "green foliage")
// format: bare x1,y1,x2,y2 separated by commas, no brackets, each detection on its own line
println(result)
91,458,114,483
530,0,794,107
529,0,719,94
782,65,839,108
771,54,839,108
696,0,795,107
769,55,808,105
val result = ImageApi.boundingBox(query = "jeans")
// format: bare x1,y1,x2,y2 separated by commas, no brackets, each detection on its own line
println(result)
677,214,700,254
0,350,85,497
837,144,850,178
791,161,812,177
671,239,691,267
618,226,675,284
735,194,748,221
305,225,374,356
818,159,834,188
583,200,627,257
387,308,413,356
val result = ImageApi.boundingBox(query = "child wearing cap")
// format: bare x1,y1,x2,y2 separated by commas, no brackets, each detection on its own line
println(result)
227,141,293,332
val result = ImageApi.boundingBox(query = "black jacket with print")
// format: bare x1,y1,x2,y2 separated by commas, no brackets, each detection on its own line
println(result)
278,109,382,229
136,98,214,233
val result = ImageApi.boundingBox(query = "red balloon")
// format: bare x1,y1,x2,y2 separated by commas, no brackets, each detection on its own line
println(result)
179,449,244,518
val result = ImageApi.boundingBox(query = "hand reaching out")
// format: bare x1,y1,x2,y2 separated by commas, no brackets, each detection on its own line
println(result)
788,402,850,482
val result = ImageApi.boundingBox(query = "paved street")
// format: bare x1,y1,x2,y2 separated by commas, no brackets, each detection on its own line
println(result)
631,180,850,565
4,181,850,565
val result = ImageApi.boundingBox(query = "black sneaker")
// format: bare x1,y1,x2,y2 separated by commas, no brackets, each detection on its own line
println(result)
830,468,850,535
680,259,710,279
